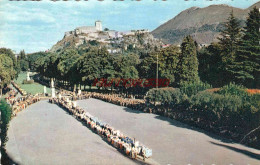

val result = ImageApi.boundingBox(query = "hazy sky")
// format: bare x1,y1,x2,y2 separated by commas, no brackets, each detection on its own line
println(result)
0,0,258,53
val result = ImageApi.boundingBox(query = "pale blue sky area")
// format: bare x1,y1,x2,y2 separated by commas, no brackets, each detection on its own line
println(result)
0,0,258,53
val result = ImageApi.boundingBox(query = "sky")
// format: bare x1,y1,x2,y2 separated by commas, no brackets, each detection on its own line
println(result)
0,0,258,53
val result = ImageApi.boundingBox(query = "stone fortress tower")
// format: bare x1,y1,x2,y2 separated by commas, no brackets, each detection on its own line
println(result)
95,20,102,31
64,21,103,37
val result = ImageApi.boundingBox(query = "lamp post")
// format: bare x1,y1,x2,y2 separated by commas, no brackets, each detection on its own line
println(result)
156,54,159,89
155,54,159,107
0,78,2,97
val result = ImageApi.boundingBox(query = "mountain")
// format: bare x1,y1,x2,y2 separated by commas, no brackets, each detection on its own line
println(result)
152,2,260,45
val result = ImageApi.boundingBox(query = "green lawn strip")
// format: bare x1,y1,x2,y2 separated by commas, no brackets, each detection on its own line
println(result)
14,72,51,95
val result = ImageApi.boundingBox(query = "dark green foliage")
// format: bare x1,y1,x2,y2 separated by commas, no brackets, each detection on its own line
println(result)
230,7,260,88
20,59,29,71
27,52,47,71
146,88,182,105
175,35,199,86
0,54,16,91
113,53,140,79
0,48,19,79
193,91,243,113
159,46,180,86
77,48,103,87
0,48,17,67
18,50,29,71
198,9,259,88
0,99,12,144
197,43,223,87
217,83,260,116
139,45,180,86
89,40,99,46
180,81,212,97
217,83,247,96
218,11,241,62
218,11,242,84
0,99,12,164
145,83,260,149
0,100,12,143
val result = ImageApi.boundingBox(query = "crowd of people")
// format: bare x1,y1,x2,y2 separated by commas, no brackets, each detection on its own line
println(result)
5,83,42,117
68,91,147,112
49,96,153,161
4,88,18,101
6,94,41,117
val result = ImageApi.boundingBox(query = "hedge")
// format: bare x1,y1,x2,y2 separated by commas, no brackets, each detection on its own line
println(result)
0,99,12,164
145,83,260,149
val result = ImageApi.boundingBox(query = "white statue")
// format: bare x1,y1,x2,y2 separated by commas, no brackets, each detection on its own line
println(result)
51,78,55,98
26,72,30,81
78,89,81,96
43,86,47,94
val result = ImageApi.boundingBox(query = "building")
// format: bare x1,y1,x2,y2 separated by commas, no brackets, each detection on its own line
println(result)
95,20,102,31
64,21,103,37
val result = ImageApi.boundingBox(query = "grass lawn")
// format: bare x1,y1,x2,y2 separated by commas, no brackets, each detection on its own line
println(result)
14,72,51,95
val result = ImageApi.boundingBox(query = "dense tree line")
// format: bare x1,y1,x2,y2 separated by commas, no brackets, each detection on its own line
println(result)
31,35,198,97
198,7,259,88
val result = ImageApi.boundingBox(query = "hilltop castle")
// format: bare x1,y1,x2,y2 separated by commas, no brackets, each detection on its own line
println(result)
65,21,103,37
64,21,149,41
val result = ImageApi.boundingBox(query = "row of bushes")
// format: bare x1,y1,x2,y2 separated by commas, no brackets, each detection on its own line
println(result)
11,81,27,96
0,99,12,164
22,79,34,84
145,82,260,149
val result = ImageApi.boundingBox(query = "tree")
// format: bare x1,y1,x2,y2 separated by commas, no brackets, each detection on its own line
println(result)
0,48,19,77
139,46,180,86
18,50,29,71
27,52,47,71
0,54,16,95
159,46,180,86
57,49,80,89
175,35,199,86
77,48,101,89
231,7,260,88
20,59,29,71
19,50,26,59
98,47,115,81
198,43,223,87
218,11,242,84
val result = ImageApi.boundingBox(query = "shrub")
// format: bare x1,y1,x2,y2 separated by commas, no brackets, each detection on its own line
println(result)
0,99,12,144
191,91,243,121
0,99,13,164
180,81,212,97
146,87,182,105
22,79,34,84
217,83,247,96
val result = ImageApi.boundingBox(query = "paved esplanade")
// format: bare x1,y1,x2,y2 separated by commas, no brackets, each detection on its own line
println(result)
77,98,260,165
6,100,139,165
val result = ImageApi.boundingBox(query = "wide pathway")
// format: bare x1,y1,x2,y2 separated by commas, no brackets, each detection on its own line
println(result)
6,100,139,165
77,98,260,165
